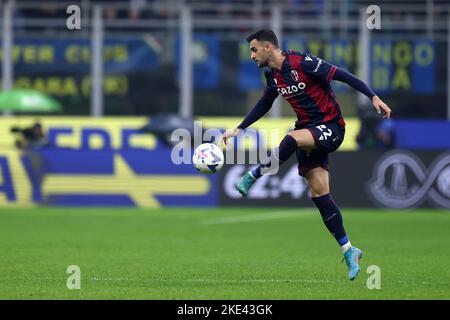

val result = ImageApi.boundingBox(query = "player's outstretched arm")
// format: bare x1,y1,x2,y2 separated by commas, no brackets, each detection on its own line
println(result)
221,89,277,146
333,68,391,118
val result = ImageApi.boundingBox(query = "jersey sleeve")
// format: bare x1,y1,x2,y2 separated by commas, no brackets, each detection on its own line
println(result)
236,69,278,130
333,68,376,99
300,53,337,83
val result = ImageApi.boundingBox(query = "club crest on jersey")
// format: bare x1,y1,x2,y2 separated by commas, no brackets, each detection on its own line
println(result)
291,70,299,81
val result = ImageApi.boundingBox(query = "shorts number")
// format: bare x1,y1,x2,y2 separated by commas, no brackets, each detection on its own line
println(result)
316,125,332,141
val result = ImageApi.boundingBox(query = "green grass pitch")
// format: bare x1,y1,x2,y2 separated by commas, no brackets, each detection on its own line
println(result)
0,207,449,299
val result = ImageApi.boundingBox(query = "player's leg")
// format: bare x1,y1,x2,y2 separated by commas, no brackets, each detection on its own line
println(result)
252,129,316,178
235,129,315,196
305,167,348,248
305,166,363,280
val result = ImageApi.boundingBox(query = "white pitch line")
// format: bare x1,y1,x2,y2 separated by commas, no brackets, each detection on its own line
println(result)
2,276,450,286
199,210,316,225
0,276,331,284
0,276,337,285
170,279,338,284
92,278,336,284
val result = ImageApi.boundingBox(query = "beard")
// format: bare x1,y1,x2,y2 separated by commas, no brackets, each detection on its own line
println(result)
257,59,268,68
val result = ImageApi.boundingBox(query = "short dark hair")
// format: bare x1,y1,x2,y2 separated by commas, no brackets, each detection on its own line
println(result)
246,29,278,47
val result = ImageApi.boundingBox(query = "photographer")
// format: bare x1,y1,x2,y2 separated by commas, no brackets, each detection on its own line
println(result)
11,122,50,200
11,122,50,150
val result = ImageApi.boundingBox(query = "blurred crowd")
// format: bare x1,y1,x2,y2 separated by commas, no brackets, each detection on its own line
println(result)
1,1,384,21
15,0,334,21
11,0,448,33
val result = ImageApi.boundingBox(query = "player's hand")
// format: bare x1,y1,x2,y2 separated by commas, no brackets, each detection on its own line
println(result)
222,128,242,147
372,96,391,119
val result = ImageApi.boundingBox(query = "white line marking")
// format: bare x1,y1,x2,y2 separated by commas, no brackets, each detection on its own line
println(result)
89,278,336,284
170,279,338,284
199,210,316,225
2,276,450,286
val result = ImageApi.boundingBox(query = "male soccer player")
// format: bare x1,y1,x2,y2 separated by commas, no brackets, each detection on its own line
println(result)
222,30,391,280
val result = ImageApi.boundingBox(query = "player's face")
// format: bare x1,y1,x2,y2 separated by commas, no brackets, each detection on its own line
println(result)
249,39,270,68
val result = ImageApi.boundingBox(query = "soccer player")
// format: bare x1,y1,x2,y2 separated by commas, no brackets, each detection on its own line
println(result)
222,29,391,281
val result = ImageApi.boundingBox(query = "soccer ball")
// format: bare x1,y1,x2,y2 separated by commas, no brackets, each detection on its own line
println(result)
192,143,224,174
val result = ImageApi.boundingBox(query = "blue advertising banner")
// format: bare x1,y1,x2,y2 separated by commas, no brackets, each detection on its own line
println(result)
18,148,219,207
371,39,393,94
0,117,219,208
176,34,220,89
7,37,160,73
394,120,450,150
411,40,435,94
238,40,262,90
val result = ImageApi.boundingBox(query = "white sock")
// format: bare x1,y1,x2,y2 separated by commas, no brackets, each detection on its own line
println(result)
341,241,352,253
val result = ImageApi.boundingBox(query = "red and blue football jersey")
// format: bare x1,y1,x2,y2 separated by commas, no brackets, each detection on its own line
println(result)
264,50,345,129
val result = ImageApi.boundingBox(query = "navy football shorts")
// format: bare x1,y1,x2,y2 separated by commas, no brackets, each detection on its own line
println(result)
294,121,345,177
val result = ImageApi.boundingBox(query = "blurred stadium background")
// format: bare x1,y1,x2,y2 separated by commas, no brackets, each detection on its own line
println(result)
0,0,449,299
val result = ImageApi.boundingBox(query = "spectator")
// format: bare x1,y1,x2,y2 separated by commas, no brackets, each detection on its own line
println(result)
375,118,395,149
356,103,395,150
104,7,118,21
129,0,146,20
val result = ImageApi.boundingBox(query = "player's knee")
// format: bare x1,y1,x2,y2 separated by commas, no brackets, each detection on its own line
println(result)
310,186,329,198
288,130,316,150
306,170,329,197
309,181,328,197
287,132,300,145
